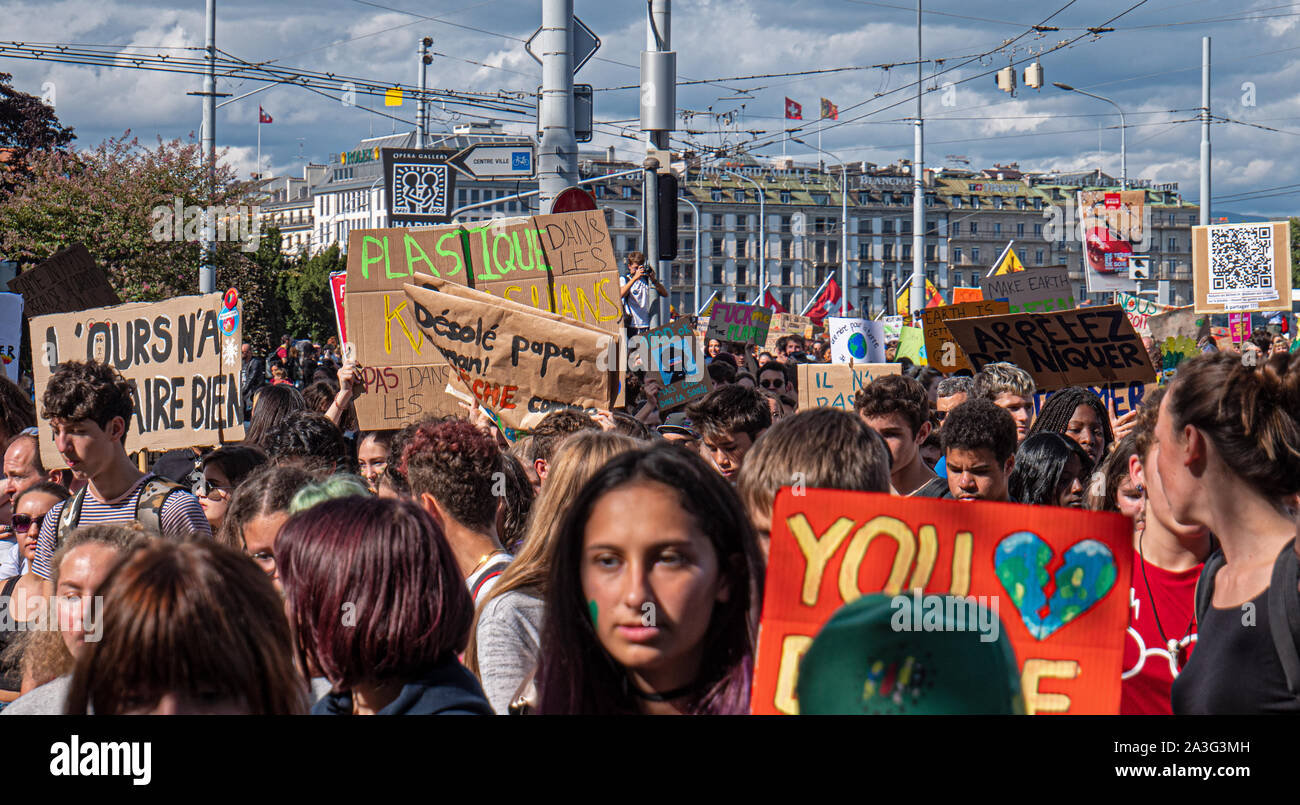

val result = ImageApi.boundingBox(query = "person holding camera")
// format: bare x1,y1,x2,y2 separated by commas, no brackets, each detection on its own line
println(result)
619,251,669,338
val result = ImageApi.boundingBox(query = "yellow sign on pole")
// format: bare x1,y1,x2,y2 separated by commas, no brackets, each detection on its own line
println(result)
990,241,1026,276
384,87,404,106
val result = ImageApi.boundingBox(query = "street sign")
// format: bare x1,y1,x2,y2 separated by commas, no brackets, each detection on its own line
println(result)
549,187,597,214
448,143,536,180
525,16,601,74
535,84,593,143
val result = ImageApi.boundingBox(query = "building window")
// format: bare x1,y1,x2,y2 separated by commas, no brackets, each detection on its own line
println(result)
883,192,894,205
712,264,724,284
953,272,962,286
1034,223,1043,237
1017,223,1025,237
952,196,962,208
953,247,963,264
952,221,961,236
883,244,894,261
1168,237,1178,251
712,189,724,202
970,222,979,235
711,239,723,257
925,244,936,262
972,247,981,263
622,186,633,199
1035,249,1045,265
736,263,747,284
902,244,912,261
780,190,792,203
994,223,1002,236
859,217,873,234
882,219,895,234
1017,198,1027,210
813,194,829,205
781,265,792,285
858,242,871,260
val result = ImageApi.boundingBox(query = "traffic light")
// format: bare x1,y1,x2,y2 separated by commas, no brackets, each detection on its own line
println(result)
1025,60,1044,89
657,172,678,260
996,66,1016,94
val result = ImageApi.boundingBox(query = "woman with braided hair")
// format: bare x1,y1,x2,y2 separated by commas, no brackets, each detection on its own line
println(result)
1028,386,1113,467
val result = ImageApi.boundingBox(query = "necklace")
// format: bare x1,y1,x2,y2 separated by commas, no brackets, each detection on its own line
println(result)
1138,528,1197,664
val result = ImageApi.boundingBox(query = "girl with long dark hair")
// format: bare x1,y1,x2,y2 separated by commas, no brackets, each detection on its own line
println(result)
534,443,763,715
1007,432,1092,508
1029,386,1113,467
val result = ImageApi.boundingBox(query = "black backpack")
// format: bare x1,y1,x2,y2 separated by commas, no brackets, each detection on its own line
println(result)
1194,539,1300,700
54,477,185,546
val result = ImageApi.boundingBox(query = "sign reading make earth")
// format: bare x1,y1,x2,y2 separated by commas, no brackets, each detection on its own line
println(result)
449,143,536,180
381,148,458,226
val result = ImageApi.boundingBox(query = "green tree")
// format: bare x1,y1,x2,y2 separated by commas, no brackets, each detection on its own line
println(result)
1291,217,1299,291
0,71,76,197
223,226,290,353
279,244,345,343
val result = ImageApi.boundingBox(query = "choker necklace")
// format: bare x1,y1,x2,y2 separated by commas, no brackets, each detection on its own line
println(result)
626,679,703,702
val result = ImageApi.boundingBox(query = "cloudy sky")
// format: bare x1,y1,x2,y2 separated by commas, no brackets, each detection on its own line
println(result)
4,0,1298,216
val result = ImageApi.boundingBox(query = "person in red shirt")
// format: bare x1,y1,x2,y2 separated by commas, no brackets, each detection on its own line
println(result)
1120,387,1212,715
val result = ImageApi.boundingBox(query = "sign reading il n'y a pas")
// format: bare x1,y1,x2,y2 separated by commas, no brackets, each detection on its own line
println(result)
751,489,1133,715
29,293,243,467
796,363,900,411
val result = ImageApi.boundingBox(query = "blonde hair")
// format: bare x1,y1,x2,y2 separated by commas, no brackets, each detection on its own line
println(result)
464,430,641,675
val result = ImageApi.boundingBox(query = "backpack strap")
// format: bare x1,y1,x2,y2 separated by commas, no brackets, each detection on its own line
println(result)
1266,539,1300,699
1193,548,1226,627
55,487,88,548
135,477,185,538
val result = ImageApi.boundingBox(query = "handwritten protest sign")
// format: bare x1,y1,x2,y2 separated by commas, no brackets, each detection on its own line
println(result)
1033,380,1151,421
345,210,622,429
751,489,1133,714
706,302,772,346
951,287,983,304
796,363,900,411
881,315,903,343
943,305,1156,391
1145,306,1209,381
896,325,925,365
827,317,884,364
0,294,21,382
29,293,243,467
763,312,812,354
403,281,615,431
981,266,1075,315
1192,221,1292,313
1115,291,1162,336
7,244,121,318
329,271,348,343
1229,312,1252,347
919,299,1009,373
640,318,709,412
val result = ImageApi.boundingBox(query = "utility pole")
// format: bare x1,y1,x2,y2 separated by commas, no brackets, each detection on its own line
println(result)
1200,36,1211,227
538,0,578,212
200,0,217,294
418,36,432,148
910,0,925,317
642,0,675,324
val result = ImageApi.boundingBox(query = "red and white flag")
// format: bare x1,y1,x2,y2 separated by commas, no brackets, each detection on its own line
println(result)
259,106,273,124
763,288,787,314
784,97,802,120
804,276,853,325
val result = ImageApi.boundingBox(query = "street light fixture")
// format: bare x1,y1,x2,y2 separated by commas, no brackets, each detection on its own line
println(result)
1054,82,1127,189
791,137,850,315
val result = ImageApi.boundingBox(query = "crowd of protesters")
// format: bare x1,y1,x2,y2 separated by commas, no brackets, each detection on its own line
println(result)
0,257,1297,715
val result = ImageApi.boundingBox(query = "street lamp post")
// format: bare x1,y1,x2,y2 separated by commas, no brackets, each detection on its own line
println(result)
791,137,849,316
1054,82,1127,189
720,169,765,301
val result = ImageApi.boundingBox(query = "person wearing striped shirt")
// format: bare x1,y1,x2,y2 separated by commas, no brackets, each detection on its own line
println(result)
31,361,210,579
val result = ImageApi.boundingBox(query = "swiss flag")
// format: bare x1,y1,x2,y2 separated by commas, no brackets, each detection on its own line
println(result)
784,97,802,120
259,106,273,124
805,277,853,325
763,289,787,314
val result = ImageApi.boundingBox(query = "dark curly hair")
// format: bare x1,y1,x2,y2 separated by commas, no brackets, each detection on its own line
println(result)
853,374,930,436
1029,386,1113,453
40,360,135,444
262,411,354,474
402,419,502,531
941,398,1018,464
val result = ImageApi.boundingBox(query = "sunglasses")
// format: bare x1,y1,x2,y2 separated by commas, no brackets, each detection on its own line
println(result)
10,512,45,532
192,478,233,501
760,378,785,389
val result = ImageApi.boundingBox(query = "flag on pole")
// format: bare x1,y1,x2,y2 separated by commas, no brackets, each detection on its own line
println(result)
763,287,787,314
819,98,838,120
804,276,852,325
988,241,1026,276
784,97,803,120
896,279,944,315
258,106,273,124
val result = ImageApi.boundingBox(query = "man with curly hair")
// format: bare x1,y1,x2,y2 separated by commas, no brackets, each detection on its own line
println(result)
403,419,511,603
32,361,210,579
854,374,934,496
916,398,1018,502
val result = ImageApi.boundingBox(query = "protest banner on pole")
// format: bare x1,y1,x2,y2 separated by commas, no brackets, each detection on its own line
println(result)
919,299,1010,373
943,304,1156,391
28,293,244,468
751,489,1133,715
981,266,1075,315
1192,221,1292,313
329,271,348,343
1079,190,1144,294
827,317,884,364
345,210,622,430
796,363,901,411
6,244,121,318
0,293,21,382
639,317,710,412
403,281,616,431
706,301,772,347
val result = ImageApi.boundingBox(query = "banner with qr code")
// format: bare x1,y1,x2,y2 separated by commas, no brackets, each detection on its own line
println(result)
381,148,458,226
1192,221,1293,314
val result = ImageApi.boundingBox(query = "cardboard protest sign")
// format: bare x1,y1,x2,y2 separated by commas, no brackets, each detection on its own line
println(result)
639,318,710,412
827,317,884,364
896,325,925,365
763,312,812,354
1192,221,1292,313
881,315,903,343
751,489,1134,714
7,244,121,318
951,287,983,304
796,363,900,411
919,299,1009,373
345,210,623,430
1229,312,1253,347
0,294,21,382
403,281,615,431
1032,380,1152,422
1078,190,1145,294
1115,291,1162,336
1146,306,1210,382
706,302,772,346
943,305,1156,391
981,266,1075,315
29,293,243,468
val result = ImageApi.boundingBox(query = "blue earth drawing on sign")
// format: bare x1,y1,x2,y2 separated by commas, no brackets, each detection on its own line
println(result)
847,332,868,359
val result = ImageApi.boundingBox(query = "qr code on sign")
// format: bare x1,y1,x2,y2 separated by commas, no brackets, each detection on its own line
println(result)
1208,225,1274,291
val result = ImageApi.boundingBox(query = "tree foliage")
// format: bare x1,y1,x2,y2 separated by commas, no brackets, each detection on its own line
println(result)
278,243,344,344
0,71,76,196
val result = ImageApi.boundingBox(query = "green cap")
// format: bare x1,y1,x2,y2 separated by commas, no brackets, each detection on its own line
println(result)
795,592,1024,715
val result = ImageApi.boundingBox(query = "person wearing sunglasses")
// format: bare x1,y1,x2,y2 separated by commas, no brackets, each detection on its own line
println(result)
0,481,69,702
757,364,788,394
194,446,268,533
